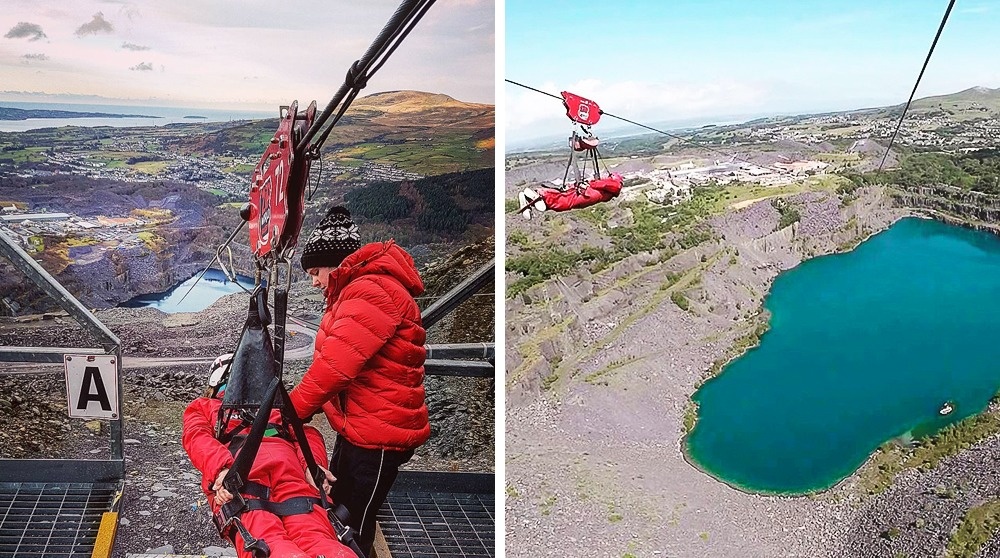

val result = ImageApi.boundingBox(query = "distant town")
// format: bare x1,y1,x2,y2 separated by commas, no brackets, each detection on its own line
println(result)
732,106,1000,148
3,140,425,201
513,88,1000,210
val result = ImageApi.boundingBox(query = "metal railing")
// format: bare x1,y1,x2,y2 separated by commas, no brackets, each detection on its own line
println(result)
0,230,124,478
0,230,125,558
377,259,496,558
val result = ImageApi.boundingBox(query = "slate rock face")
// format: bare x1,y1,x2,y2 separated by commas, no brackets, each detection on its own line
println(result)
418,235,495,465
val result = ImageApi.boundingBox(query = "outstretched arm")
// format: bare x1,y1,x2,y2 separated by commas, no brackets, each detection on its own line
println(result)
289,278,403,418
294,423,336,495
181,398,235,495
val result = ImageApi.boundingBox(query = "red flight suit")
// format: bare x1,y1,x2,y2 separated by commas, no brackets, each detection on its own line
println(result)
182,397,354,558
537,173,624,212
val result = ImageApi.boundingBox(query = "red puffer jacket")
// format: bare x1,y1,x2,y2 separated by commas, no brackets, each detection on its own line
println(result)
290,240,430,451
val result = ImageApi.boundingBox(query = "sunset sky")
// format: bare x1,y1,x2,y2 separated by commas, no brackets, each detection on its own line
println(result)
0,0,494,110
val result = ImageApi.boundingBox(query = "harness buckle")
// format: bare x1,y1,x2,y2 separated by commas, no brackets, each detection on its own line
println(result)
213,493,271,558
212,491,248,538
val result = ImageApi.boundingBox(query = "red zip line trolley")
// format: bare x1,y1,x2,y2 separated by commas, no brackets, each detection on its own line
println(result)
560,90,607,189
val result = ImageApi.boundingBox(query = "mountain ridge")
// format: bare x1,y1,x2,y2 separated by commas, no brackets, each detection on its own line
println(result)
351,90,493,113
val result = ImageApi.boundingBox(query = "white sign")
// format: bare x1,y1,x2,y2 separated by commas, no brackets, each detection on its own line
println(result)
64,354,119,420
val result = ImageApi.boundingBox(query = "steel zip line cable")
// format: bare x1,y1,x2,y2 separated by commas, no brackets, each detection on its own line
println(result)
504,78,786,173
298,0,437,155
878,0,956,171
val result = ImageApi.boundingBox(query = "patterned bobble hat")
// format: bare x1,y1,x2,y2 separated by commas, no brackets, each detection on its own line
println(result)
300,206,362,271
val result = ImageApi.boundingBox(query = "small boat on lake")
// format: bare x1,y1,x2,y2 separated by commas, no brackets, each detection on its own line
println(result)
939,401,955,416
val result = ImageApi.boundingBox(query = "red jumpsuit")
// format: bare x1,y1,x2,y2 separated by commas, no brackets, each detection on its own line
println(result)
537,173,624,212
182,397,354,558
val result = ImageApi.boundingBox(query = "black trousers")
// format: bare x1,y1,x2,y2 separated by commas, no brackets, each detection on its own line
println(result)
329,436,414,556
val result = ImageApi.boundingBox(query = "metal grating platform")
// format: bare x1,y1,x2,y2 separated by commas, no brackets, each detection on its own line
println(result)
0,481,120,557
378,491,494,558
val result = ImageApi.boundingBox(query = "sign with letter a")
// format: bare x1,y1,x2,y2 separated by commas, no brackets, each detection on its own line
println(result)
64,354,119,419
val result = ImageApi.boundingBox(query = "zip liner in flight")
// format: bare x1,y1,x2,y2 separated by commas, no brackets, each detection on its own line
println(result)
517,90,624,219
509,84,786,219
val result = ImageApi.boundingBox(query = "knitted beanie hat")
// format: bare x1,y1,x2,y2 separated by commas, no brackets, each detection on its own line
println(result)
300,206,361,271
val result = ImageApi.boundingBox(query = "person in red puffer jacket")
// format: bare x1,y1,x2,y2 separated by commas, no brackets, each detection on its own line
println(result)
289,206,430,555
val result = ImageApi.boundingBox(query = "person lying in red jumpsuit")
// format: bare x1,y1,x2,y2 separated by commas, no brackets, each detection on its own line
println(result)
182,353,354,558
517,172,624,219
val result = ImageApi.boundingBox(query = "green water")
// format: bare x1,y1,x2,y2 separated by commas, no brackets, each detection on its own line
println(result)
686,217,1000,494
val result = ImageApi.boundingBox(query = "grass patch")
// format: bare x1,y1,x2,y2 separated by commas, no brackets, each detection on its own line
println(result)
64,236,100,248
130,160,169,174
224,163,256,174
670,291,690,311
769,196,803,231
857,442,907,495
816,152,863,163
508,316,575,389
506,246,613,297
540,495,557,516
507,229,532,248
703,318,770,380
576,204,612,228
137,231,166,251
540,371,559,391
583,355,639,385
0,147,47,164
907,409,1000,471
773,199,801,230
682,401,699,435
132,208,172,222
945,499,1000,558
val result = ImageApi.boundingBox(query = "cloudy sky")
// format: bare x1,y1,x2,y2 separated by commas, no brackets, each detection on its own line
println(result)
0,0,493,110
507,0,1000,146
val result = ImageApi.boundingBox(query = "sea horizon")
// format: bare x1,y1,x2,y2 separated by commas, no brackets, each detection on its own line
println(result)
0,100,276,132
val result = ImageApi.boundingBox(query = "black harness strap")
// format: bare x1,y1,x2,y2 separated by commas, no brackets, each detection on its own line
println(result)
235,481,323,516
277,383,366,557
245,496,323,517
240,480,271,500
214,377,280,558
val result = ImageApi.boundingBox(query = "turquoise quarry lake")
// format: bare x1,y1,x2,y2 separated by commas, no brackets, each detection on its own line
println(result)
121,269,256,313
686,217,1000,494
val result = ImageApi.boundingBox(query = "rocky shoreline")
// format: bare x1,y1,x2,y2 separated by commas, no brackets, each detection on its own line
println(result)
505,184,1000,557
